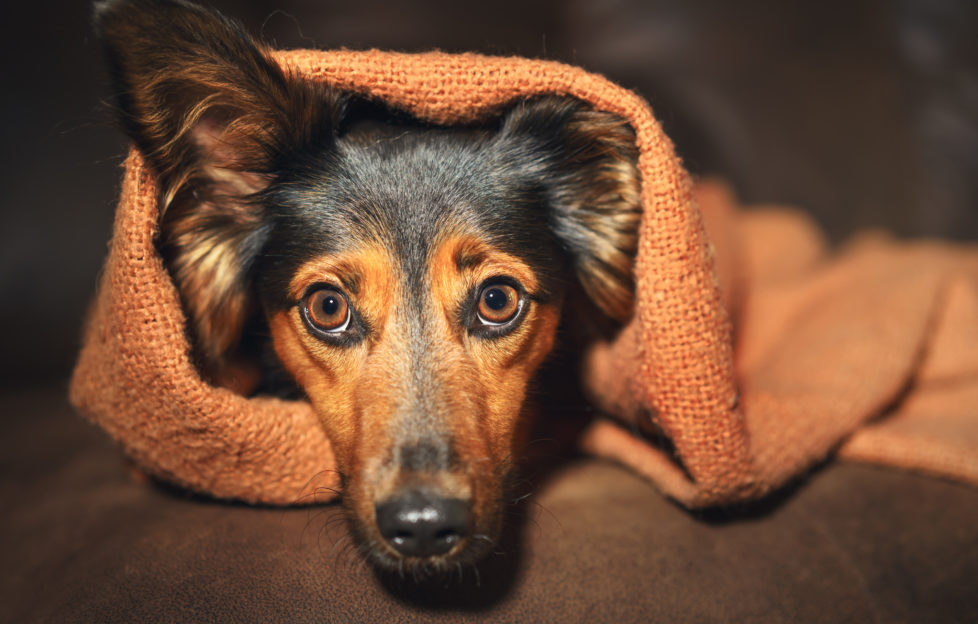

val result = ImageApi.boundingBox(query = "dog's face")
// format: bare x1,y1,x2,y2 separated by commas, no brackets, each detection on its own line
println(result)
97,0,640,572
256,126,578,567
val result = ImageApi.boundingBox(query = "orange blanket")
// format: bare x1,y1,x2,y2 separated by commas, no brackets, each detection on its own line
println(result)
70,49,978,507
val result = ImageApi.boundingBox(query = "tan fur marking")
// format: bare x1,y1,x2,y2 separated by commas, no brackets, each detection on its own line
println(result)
269,244,398,472
429,235,561,467
268,235,562,560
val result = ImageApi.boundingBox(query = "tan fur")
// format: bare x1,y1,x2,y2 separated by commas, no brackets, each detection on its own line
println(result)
563,110,642,322
164,182,265,369
97,0,345,376
267,235,562,558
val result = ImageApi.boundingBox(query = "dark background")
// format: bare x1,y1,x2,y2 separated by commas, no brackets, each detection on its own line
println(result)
1,0,975,386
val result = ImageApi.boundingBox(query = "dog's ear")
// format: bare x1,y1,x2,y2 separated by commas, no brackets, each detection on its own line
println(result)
95,0,345,377
498,97,642,323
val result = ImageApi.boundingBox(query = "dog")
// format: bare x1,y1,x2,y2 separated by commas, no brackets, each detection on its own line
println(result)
95,0,640,574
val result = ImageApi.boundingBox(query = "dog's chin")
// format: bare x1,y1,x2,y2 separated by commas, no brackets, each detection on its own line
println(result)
366,537,497,579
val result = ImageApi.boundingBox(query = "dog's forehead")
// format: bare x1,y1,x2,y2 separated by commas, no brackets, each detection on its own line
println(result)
327,130,530,244
263,129,560,282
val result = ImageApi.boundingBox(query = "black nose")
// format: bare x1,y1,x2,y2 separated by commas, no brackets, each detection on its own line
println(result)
375,491,471,558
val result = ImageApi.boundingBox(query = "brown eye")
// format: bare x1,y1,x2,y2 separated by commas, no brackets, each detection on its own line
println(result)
303,287,350,333
477,283,521,325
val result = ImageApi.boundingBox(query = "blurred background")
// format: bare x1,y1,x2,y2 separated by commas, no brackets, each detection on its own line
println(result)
1,0,975,387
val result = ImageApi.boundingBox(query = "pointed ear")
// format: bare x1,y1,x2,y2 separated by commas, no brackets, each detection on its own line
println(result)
95,0,345,373
499,97,642,323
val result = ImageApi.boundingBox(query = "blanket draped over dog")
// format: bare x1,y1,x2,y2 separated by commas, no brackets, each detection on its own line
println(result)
70,50,978,507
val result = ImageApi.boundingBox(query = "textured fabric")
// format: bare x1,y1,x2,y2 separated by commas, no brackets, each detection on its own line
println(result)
69,49,978,506
581,181,978,505
5,389,978,623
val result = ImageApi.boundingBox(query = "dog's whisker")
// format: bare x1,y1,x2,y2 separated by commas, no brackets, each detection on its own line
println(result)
289,468,344,506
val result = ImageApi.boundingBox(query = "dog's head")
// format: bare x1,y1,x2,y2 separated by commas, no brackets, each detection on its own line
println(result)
96,0,640,572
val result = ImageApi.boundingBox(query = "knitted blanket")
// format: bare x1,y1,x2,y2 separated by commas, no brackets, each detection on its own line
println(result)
70,49,978,507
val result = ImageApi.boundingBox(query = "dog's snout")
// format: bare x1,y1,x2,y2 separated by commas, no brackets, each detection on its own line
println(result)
376,491,471,558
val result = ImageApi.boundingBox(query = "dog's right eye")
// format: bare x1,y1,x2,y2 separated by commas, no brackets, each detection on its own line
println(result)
302,287,351,334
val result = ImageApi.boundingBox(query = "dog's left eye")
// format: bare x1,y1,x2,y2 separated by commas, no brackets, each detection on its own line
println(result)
476,283,521,326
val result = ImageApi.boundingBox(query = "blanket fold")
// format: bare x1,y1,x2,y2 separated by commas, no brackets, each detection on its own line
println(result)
70,49,978,506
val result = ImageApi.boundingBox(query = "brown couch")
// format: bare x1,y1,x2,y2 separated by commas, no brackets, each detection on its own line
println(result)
3,387,976,622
